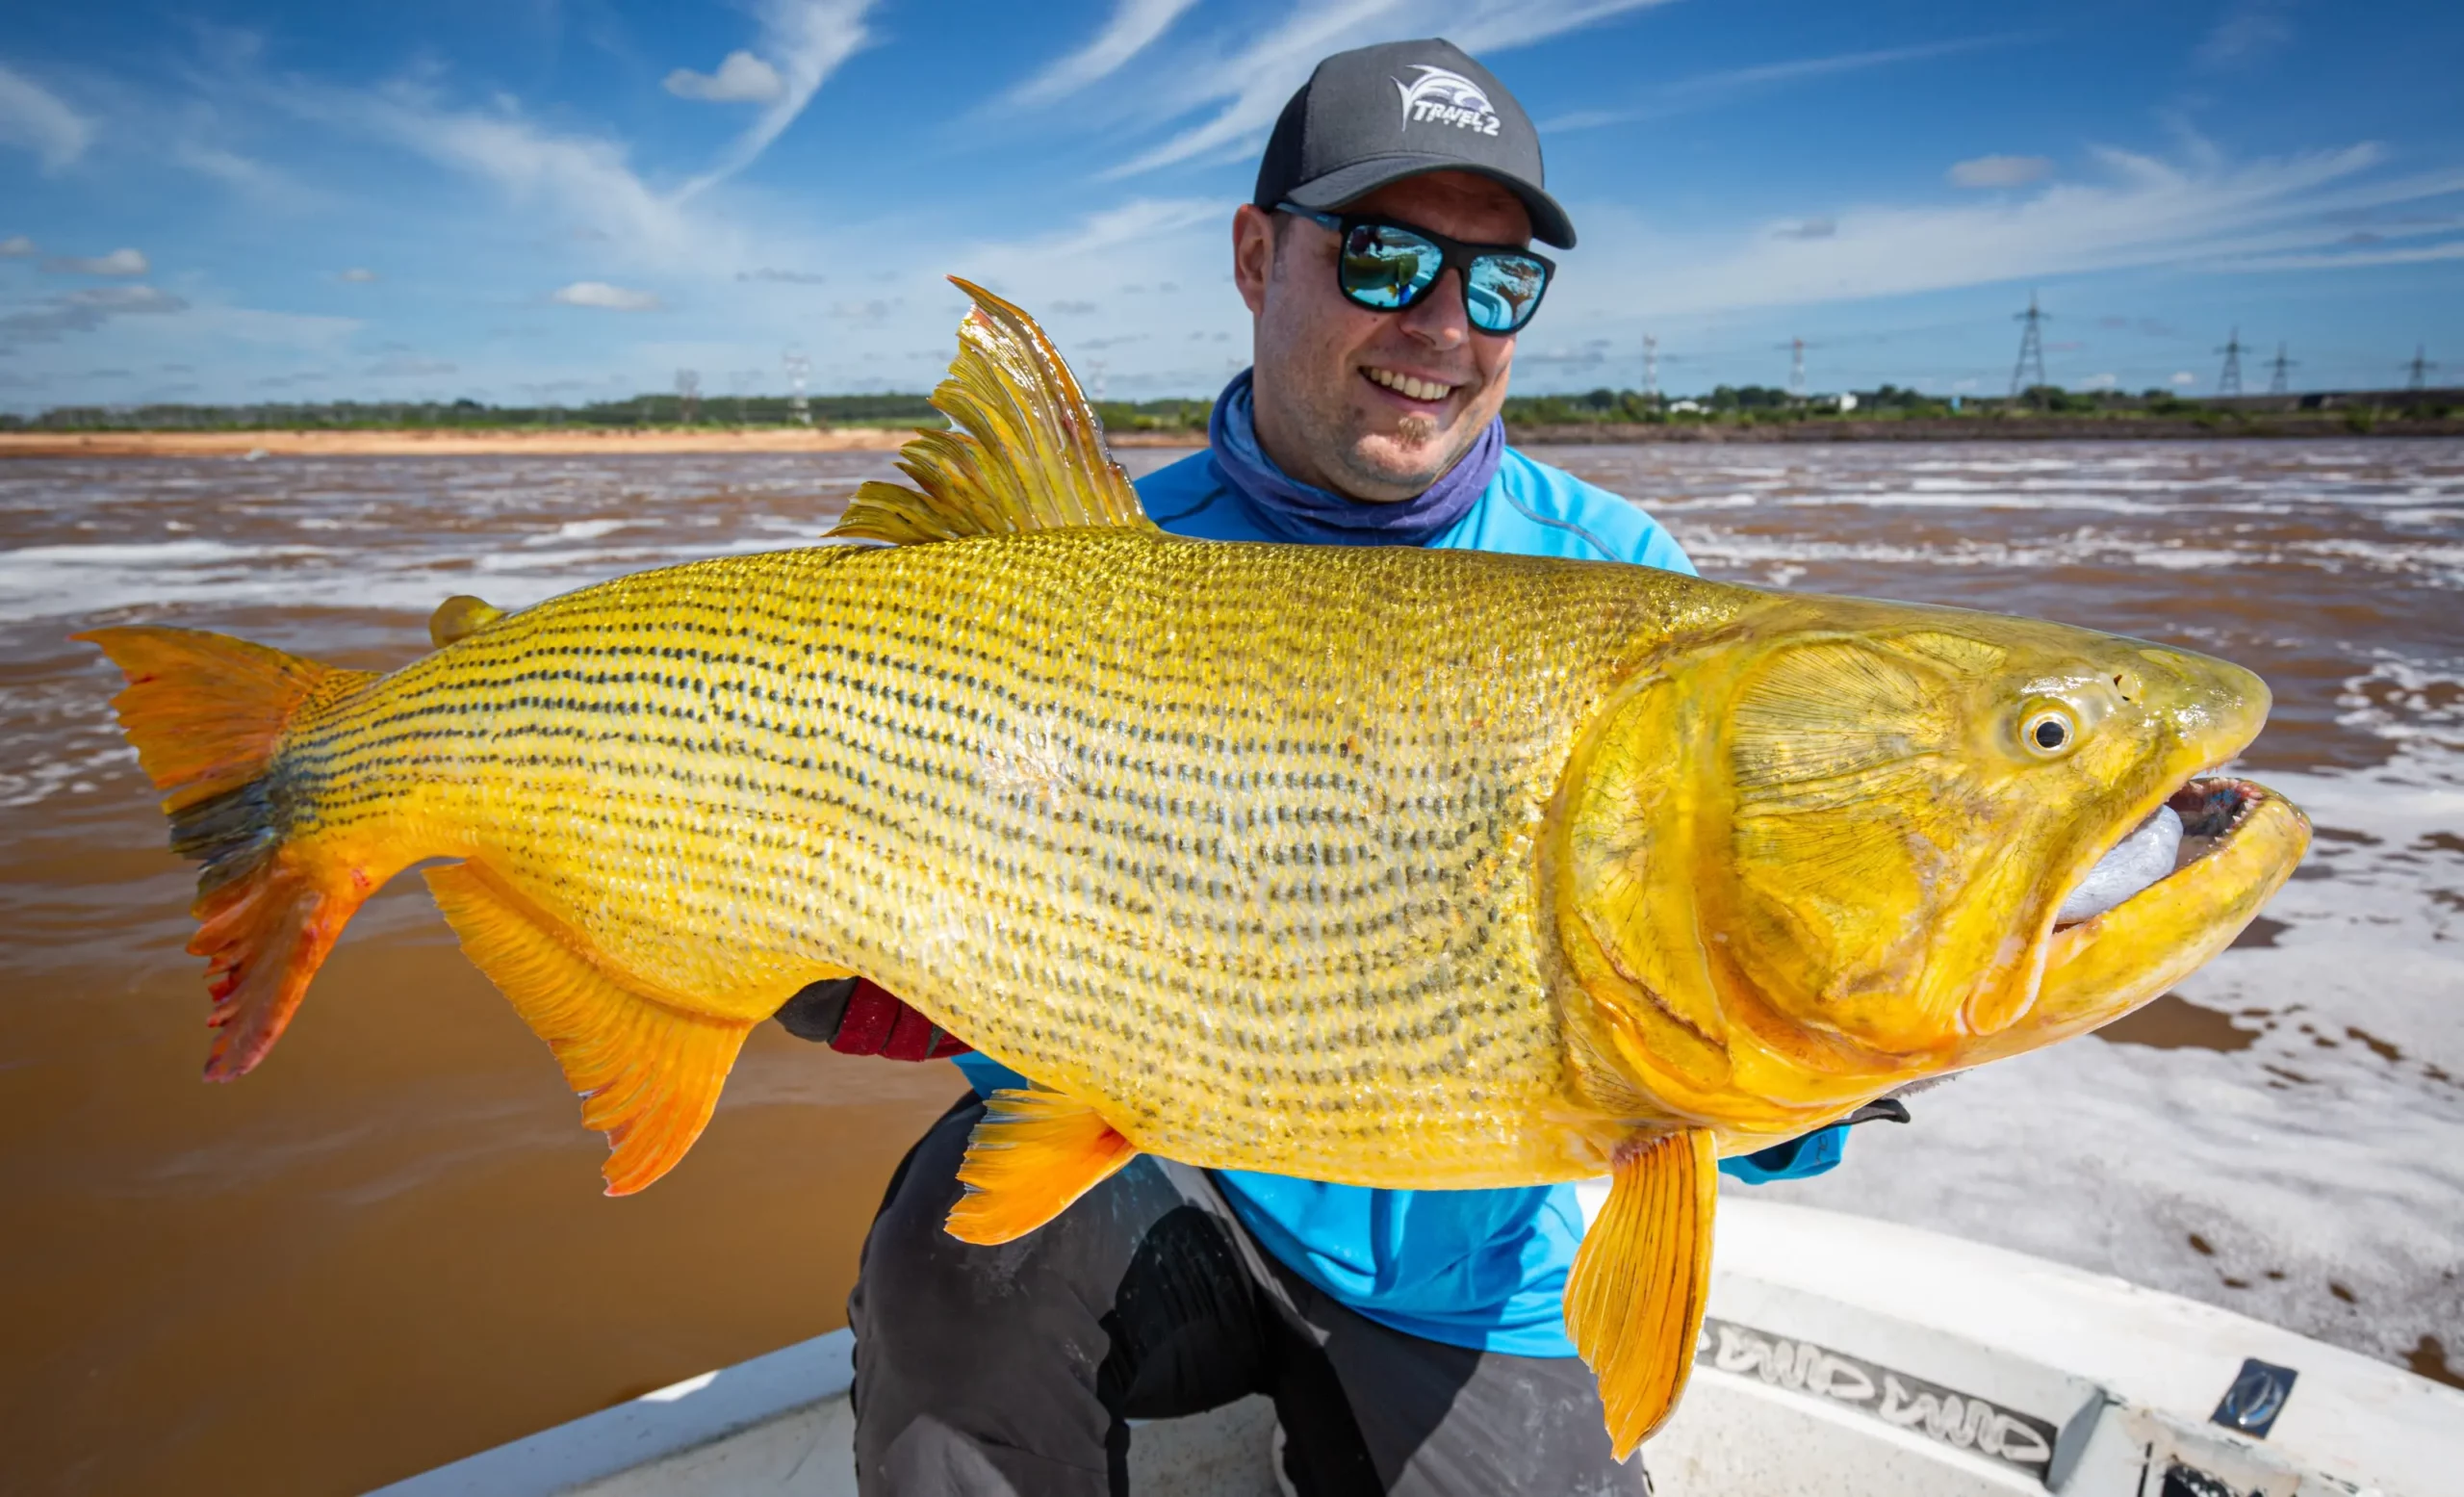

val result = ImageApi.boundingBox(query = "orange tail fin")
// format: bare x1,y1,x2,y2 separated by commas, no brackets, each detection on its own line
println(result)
76,626,378,1080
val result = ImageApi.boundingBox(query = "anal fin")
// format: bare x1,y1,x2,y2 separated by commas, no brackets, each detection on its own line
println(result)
944,1089,1138,1246
425,863,753,1197
1565,1128,1718,1458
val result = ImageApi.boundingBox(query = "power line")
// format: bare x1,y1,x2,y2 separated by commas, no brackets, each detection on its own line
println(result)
2010,291,2048,396
2215,327,2248,397
2265,344,2295,397
2406,345,2438,391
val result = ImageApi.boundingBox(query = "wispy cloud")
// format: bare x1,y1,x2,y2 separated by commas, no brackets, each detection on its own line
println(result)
2194,0,2296,72
283,81,715,269
677,0,876,198
170,139,308,204
1108,0,1674,179
40,247,148,276
1011,0,1203,106
0,284,188,346
552,280,662,311
2215,238,2464,272
0,234,34,257
337,267,379,283
1948,154,2052,190
1570,140,2464,317
368,354,458,376
0,61,94,172
1543,35,2019,133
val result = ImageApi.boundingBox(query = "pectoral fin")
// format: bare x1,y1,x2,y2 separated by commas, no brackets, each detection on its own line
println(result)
944,1089,1138,1245
1565,1128,1718,1458
425,862,753,1197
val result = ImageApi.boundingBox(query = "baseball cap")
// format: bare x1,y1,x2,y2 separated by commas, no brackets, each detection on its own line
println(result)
1253,39,1576,249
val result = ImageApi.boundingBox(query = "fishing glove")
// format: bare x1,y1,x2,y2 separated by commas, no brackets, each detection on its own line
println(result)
775,976,972,1061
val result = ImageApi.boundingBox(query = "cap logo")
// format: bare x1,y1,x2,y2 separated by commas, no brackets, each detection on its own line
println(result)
1393,65,1502,137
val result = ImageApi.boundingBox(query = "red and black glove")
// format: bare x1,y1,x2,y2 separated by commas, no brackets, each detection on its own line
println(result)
775,976,972,1061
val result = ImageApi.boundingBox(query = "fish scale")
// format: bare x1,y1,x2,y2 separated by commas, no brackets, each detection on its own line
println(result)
270,531,1737,1181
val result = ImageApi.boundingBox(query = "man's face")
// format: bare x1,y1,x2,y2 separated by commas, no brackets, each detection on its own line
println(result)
1234,171,1533,503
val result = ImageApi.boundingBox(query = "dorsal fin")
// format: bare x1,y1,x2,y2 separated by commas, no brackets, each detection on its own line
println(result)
828,277,1156,545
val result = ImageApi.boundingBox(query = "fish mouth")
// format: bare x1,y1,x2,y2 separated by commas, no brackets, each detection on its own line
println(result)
2051,775,2269,932
2006,772,2308,1055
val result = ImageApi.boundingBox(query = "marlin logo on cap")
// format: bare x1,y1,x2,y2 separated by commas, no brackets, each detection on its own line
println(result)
1394,65,1502,137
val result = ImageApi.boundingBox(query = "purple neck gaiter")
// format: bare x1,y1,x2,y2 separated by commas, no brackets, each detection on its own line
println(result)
1206,368,1502,547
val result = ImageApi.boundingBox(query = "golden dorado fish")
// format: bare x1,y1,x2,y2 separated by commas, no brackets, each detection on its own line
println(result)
81,281,2307,1454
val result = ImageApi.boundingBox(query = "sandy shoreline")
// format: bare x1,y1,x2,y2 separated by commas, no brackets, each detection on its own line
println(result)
0,426,1210,458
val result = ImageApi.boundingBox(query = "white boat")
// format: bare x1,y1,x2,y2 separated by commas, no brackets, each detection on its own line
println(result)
373,1200,2462,1497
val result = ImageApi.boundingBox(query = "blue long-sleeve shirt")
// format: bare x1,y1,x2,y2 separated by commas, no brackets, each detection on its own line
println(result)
953,443,1848,1356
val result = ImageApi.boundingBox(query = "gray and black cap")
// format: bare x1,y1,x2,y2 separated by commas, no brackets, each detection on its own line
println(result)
1253,38,1575,249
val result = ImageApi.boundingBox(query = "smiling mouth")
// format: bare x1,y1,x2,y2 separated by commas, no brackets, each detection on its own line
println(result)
1363,366,1459,403
2053,777,2267,931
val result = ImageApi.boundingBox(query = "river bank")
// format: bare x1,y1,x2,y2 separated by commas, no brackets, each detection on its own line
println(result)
0,426,1210,459
1511,413,2464,443
9,412,2464,459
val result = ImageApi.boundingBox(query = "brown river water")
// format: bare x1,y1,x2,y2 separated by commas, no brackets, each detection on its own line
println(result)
3,441,2459,1493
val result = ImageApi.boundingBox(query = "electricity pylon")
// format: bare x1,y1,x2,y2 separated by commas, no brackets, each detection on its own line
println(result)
783,351,811,426
1642,335,1658,400
1788,337,1807,398
2406,346,2438,391
2215,328,2248,397
2010,292,2049,397
2265,345,2295,397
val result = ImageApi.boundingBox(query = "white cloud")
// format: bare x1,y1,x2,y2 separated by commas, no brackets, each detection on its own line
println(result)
1563,142,2464,318
2170,371,2198,387
2195,0,2295,72
337,268,380,283
1108,0,1673,179
0,62,93,173
41,247,149,276
1011,0,1202,107
552,280,662,311
0,234,33,257
678,0,876,198
2078,372,2118,390
665,51,787,105
1948,154,2052,190
1544,34,2017,135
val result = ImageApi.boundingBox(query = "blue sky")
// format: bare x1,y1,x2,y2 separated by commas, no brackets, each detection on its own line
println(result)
2,0,2459,412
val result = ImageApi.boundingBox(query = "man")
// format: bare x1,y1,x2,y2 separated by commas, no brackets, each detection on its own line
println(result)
784,39,1865,1496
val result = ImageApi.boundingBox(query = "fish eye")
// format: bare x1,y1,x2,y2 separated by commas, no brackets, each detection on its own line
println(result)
2020,704,2079,759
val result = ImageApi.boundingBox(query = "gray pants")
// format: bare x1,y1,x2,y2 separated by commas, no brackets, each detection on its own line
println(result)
847,1096,1650,1496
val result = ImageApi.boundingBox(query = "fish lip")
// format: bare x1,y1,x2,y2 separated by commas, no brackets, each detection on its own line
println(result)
2049,771,2265,933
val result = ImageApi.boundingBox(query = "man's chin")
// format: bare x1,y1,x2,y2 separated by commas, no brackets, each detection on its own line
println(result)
1344,422,1464,498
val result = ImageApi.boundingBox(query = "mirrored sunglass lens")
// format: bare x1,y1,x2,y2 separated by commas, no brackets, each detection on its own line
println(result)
1340,225,1441,309
1466,254,1548,332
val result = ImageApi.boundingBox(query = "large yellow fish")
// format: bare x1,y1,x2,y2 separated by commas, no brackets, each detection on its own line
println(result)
81,282,2307,1453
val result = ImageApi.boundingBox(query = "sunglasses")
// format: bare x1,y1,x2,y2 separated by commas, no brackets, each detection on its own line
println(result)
1277,202,1555,335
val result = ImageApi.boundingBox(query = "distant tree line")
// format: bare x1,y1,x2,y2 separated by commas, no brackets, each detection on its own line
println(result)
11,384,2450,434
0,393,947,431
